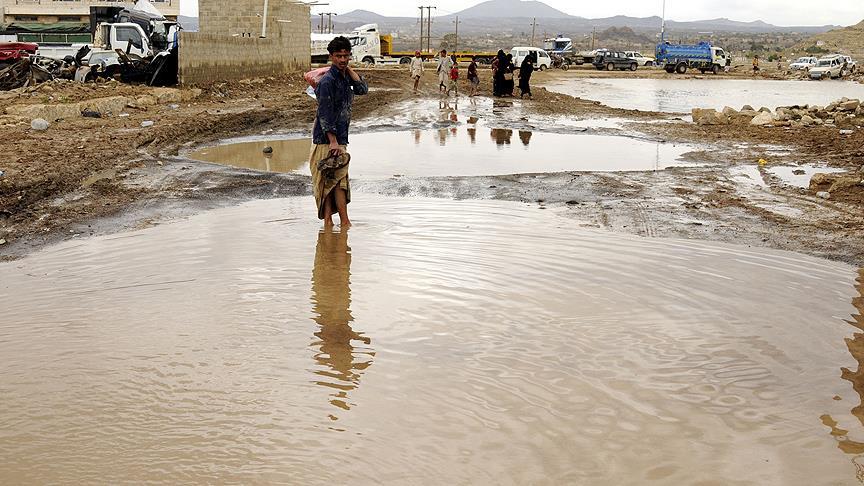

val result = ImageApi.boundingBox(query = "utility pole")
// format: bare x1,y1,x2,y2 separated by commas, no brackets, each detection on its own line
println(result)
660,0,666,43
319,13,325,34
530,17,538,46
419,7,424,53
423,6,436,54
591,26,596,50
453,16,461,53
326,13,337,34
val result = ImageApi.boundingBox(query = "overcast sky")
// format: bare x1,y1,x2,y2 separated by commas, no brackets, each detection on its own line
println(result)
179,0,862,27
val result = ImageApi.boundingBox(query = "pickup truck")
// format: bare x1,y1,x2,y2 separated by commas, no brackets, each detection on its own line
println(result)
593,51,638,71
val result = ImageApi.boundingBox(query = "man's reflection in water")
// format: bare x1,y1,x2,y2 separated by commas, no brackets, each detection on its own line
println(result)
823,269,864,455
310,228,373,418
490,128,513,146
518,130,533,146
467,127,477,144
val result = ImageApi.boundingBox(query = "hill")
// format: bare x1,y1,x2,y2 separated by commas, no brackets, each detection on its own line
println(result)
792,19,864,57
449,0,571,19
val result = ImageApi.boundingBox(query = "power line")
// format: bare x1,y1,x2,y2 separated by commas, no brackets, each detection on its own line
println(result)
530,17,538,46
453,16,461,53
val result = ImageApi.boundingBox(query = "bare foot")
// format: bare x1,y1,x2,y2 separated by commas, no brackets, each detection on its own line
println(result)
340,219,352,228
324,219,334,229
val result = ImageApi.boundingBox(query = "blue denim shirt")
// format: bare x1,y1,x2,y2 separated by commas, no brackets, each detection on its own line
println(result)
313,65,369,145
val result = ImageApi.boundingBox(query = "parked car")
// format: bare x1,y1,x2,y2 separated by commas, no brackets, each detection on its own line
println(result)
510,47,552,70
809,55,847,80
593,51,638,71
625,51,654,66
790,56,817,71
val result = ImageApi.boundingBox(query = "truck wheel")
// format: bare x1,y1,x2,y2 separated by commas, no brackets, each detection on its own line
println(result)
606,63,614,71
675,63,688,74
629,63,637,71
712,64,720,74
399,57,411,65
645,61,653,67
362,56,375,65
539,64,547,71
561,64,569,71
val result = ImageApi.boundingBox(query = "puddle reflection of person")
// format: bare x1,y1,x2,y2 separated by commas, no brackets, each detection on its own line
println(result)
518,130,533,146
311,228,374,416
490,128,513,146
467,127,476,144
413,130,421,145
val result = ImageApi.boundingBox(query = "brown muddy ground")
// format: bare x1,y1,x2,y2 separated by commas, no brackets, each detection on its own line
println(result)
0,67,862,264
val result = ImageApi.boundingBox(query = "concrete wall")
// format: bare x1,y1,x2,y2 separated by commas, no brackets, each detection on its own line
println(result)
178,0,310,85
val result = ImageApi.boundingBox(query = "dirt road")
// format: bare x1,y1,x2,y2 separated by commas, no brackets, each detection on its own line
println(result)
1,67,862,265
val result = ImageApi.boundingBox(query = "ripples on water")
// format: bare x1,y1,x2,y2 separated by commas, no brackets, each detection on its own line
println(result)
544,78,864,114
0,197,861,484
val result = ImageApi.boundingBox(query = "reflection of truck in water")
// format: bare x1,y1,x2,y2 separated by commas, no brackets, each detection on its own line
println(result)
655,41,730,74
311,24,497,65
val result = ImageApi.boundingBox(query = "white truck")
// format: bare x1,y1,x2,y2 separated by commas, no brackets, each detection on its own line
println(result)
312,24,395,65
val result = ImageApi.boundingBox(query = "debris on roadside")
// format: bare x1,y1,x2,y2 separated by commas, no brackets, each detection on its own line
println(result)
693,97,862,130
141,120,154,128
30,118,49,131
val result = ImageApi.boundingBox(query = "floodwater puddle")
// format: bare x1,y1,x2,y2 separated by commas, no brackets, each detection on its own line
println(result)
768,164,847,189
1,196,862,484
544,77,864,114
189,130,698,178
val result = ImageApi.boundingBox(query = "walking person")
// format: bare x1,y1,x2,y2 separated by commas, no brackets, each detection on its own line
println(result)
752,55,760,75
447,55,459,97
436,49,453,93
309,36,368,228
492,49,505,97
518,52,535,99
504,53,516,97
467,56,480,97
410,50,424,93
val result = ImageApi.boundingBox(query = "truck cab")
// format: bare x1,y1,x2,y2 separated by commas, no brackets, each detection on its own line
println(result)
87,22,153,74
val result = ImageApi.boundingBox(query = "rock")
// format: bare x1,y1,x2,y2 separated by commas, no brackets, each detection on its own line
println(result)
800,115,815,126
829,176,864,194
840,129,854,135
759,107,771,113
692,108,728,125
181,88,203,101
817,191,831,199
741,104,755,112
151,88,182,104
827,102,839,112
133,95,157,107
722,106,738,117
81,169,116,188
750,111,775,126
81,110,101,118
793,169,806,175
168,103,180,110
262,146,273,154
814,118,824,125
30,118,49,131
857,105,864,117
839,100,860,111
141,120,154,128
0,239,6,246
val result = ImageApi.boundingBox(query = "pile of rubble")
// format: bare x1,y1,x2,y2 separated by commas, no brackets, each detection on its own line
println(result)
0,58,54,91
693,98,863,130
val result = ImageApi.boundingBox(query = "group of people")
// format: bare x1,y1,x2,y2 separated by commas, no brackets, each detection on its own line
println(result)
492,49,535,98
410,49,534,98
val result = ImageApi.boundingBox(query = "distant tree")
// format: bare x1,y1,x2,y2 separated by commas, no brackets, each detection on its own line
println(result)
440,33,457,52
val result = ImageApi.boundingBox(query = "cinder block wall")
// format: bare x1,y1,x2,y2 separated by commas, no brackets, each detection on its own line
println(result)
179,0,310,85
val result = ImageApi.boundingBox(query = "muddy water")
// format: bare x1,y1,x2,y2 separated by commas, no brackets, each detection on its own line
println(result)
190,130,696,178
1,196,862,484
544,77,864,113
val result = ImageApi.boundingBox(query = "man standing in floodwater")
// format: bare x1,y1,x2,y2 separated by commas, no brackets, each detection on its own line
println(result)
437,49,453,93
410,51,424,93
310,36,368,227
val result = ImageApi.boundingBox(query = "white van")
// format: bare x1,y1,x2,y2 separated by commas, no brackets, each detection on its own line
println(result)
510,47,552,71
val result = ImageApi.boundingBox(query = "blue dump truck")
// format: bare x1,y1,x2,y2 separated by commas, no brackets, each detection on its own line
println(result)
655,41,731,75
